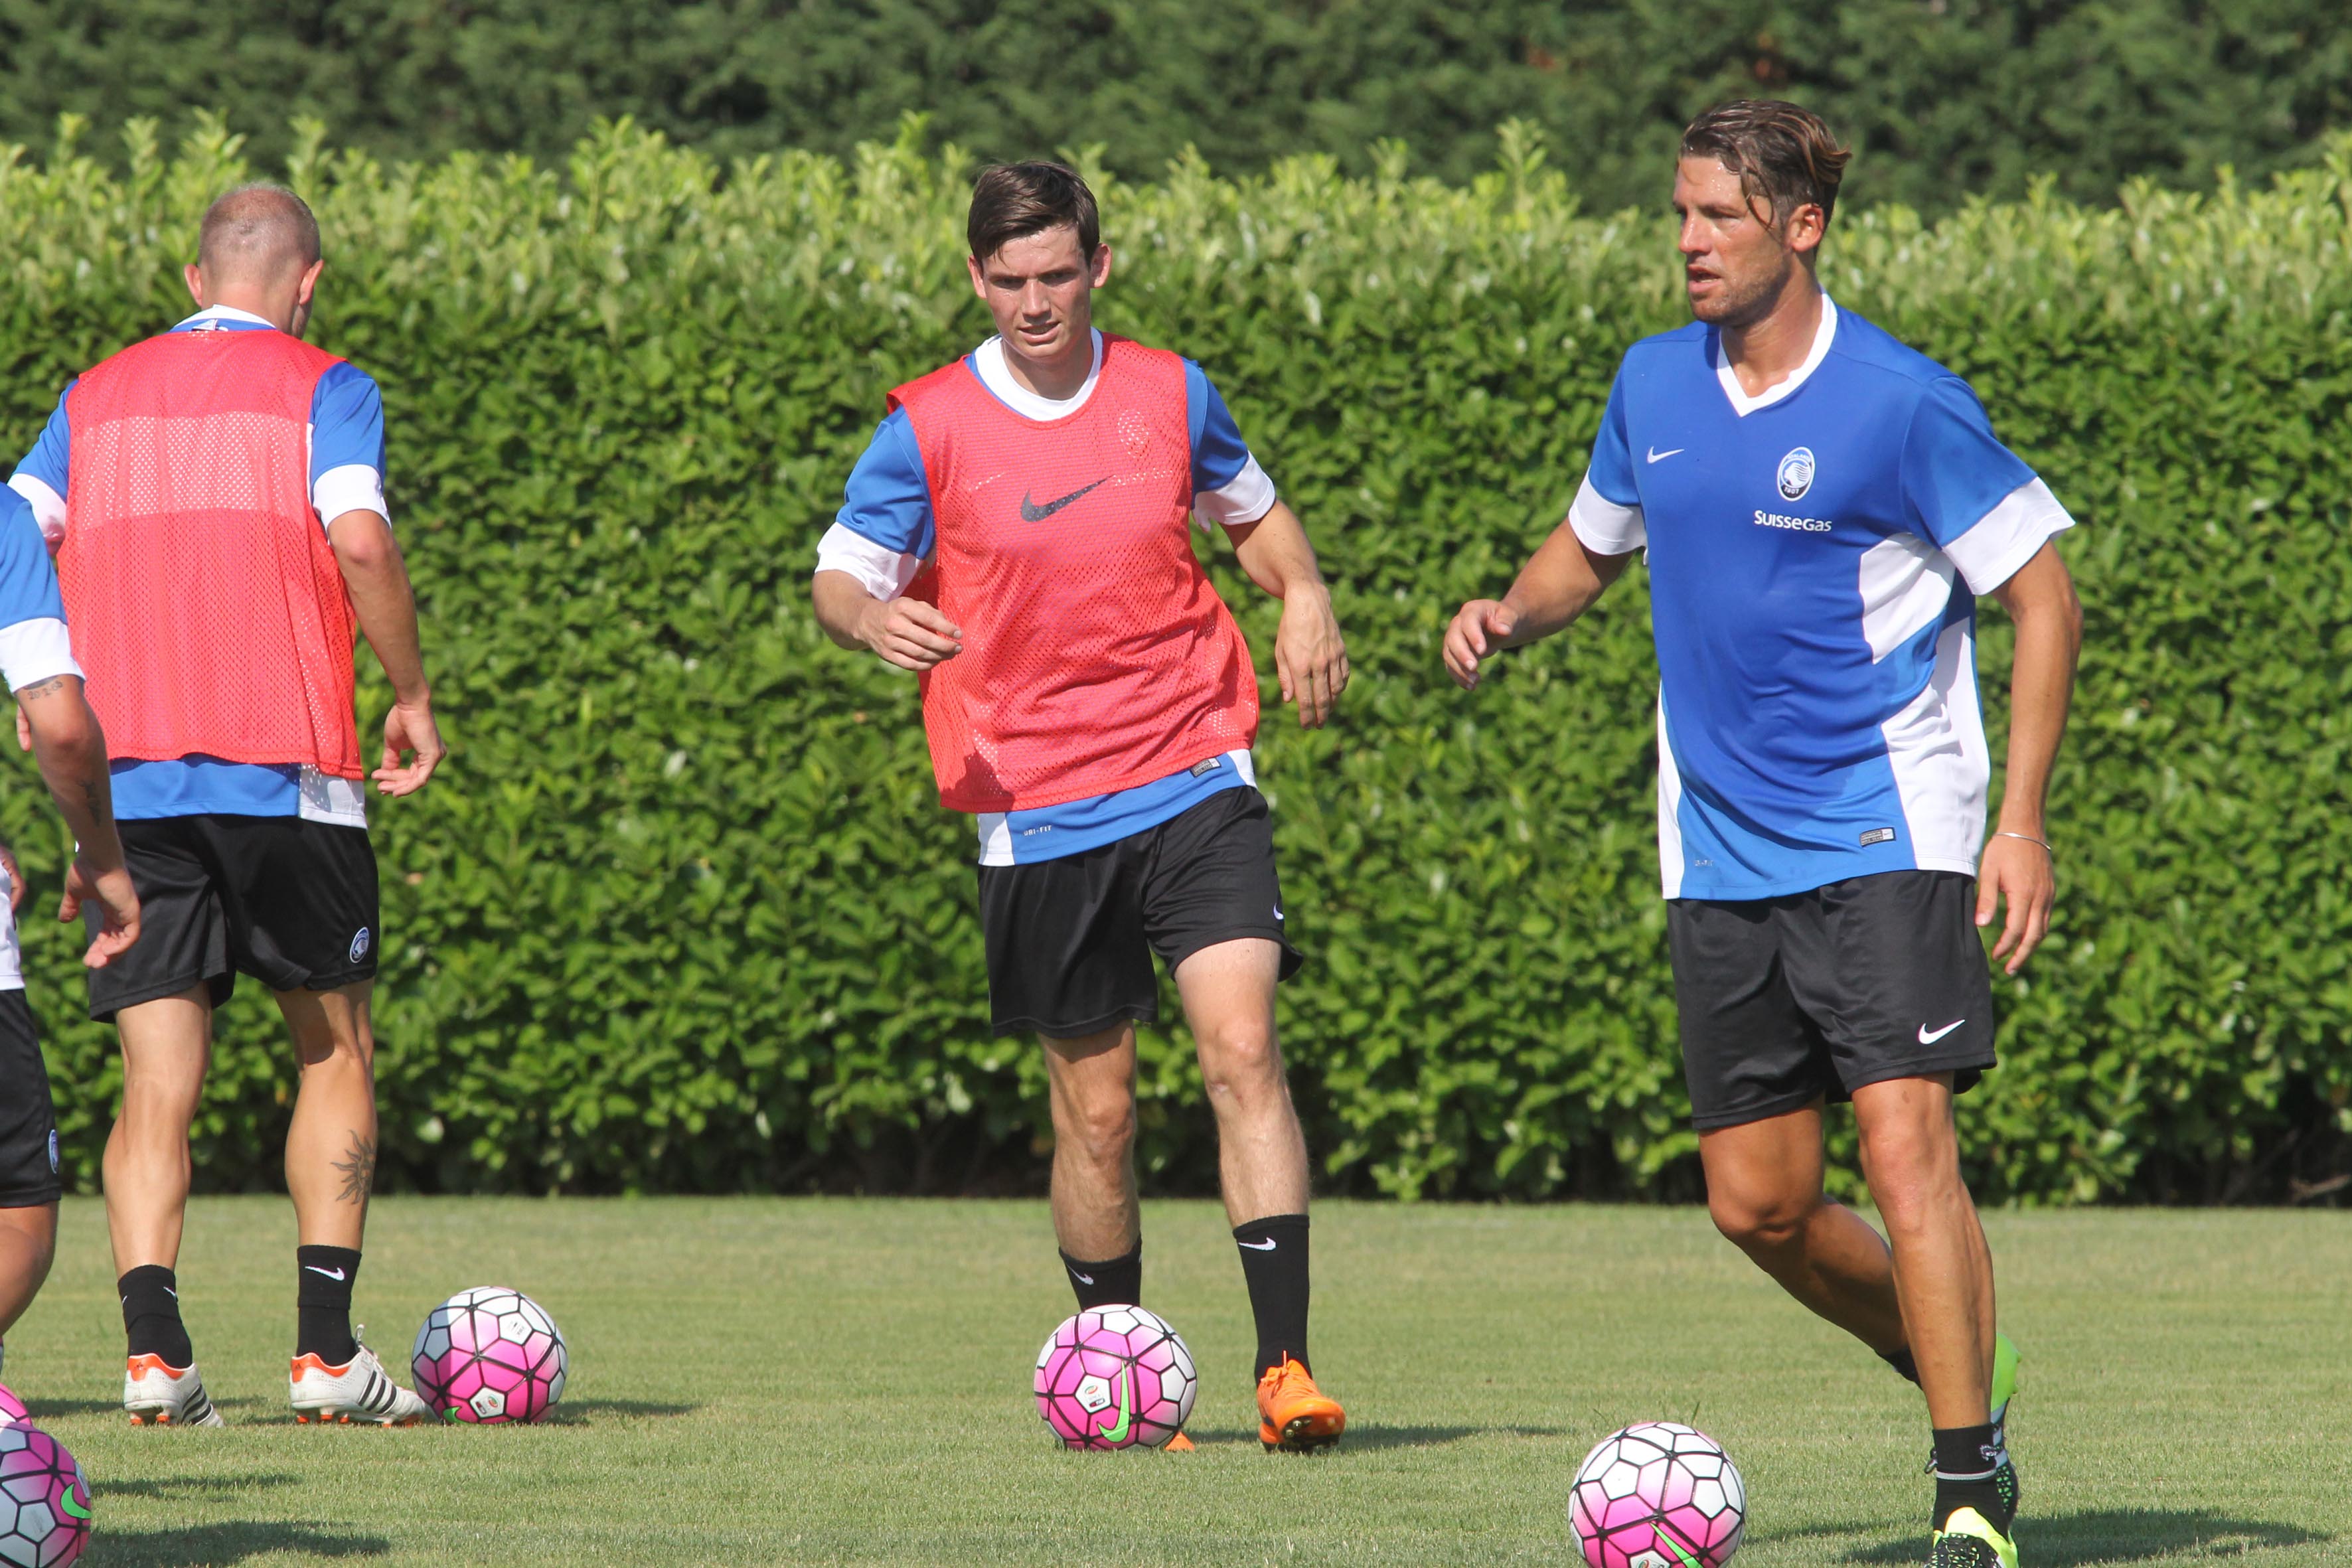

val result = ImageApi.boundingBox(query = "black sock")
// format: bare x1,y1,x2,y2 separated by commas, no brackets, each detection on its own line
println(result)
1883,1346,1921,1385
1233,1214,1310,1380
119,1265,193,1367
295,1245,362,1365
1059,1243,1141,1311
1932,1423,2013,1532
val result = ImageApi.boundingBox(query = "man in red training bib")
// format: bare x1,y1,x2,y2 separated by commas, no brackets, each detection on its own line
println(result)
8,185,441,1426
813,162,1351,1452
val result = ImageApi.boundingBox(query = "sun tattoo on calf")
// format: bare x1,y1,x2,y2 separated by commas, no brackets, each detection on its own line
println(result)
333,1133,378,1206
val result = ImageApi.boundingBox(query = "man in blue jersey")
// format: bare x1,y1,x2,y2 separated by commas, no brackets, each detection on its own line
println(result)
1445,102,2081,1567
0,488,143,1379
10,185,441,1427
813,163,1350,1450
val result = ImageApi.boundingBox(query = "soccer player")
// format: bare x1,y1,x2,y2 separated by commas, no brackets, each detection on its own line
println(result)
1444,102,2080,1567
7,184,443,1427
813,163,1350,1452
0,488,143,1376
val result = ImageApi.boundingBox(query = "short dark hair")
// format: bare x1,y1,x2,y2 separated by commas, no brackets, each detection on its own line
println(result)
1680,100,1852,229
967,162,1099,263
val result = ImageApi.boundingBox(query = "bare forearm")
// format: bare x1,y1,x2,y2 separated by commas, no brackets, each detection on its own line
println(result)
1990,546,2082,836
325,513,433,706
1500,522,1626,646
344,558,430,703
813,572,884,649
1998,609,2078,834
20,694,121,870
1227,503,1329,602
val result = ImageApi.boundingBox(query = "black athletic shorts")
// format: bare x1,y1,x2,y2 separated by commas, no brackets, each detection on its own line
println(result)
87,815,380,1022
977,787,1303,1039
1669,870,1998,1131
0,992,59,1206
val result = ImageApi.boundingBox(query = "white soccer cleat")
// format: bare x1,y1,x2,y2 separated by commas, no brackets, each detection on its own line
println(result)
289,1332,429,1426
124,1353,226,1427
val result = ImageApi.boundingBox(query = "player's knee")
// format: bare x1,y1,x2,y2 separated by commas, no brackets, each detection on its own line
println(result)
1196,1025,1282,1100
1708,1188,1815,1254
1857,1126,1961,1229
1059,1093,1135,1168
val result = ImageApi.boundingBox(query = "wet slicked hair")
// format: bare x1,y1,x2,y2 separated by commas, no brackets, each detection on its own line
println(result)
196,183,322,281
967,162,1099,263
1681,100,1852,229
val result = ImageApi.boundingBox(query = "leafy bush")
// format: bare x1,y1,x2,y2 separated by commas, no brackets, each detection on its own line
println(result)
5,1,2352,215
0,116,2344,1202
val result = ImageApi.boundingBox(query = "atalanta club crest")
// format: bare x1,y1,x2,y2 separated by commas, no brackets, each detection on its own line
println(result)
1776,446,1816,501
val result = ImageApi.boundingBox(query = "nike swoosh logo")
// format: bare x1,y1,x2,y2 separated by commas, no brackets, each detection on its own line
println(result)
1068,1269,1095,1285
304,1265,347,1281
1019,477,1109,522
1659,1531,1701,1568
1239,1238,1278,1251
1918,1019,1966,1045
1099,1366,1134,1443
1646,446,1685,463
59,1490,90,1522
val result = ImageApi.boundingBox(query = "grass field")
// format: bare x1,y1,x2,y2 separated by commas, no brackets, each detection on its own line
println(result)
9,1197,2347,1566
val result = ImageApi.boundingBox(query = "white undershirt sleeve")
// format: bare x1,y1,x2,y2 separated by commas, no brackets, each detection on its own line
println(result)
1566,472,1647,554
1942,479,2075,596
1195,455,1279,534
0,618,81,692
315,465,389,530
815,523,923,603
5,476,66,545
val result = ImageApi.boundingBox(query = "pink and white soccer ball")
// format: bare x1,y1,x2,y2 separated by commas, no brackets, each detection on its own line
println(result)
1033,1305,1196,1450
411,1286,568,1425
1570,1421,1747,1568
0,1425,90,1567
0,1387,26,1429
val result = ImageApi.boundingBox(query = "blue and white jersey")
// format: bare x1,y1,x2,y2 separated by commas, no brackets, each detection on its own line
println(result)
0,487,84,989
816,330,1279,864
1567,296,2075,901
7,304,390,826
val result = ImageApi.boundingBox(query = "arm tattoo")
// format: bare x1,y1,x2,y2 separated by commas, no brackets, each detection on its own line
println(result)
333,1133,378,1206
13,676,69,701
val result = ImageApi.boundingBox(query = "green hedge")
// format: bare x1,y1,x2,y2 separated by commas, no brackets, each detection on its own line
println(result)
0,116,2345,1203
7,1,2352,216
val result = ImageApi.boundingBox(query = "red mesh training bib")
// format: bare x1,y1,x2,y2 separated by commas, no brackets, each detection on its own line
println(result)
62,329,363,777
892,337,1259,813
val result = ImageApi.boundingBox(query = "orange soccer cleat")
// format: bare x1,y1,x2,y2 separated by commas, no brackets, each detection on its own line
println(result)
1255,1356,1344,1452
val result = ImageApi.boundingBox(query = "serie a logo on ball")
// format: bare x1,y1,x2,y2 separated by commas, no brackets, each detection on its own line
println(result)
1775,446,1816,501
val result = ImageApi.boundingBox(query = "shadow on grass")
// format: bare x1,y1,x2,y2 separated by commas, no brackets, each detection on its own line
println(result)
1815,1509,2325,1565
1184,1423,1561,1450
543,1398,700,1423
99,1473,300,1502
91,1523,388,1565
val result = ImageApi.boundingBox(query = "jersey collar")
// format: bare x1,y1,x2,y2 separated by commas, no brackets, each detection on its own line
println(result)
969,329,1105,421
1713,293,1838,418
171,303,279,334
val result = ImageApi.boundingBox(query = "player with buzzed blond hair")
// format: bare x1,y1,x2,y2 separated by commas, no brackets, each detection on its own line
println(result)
10,183,442,1426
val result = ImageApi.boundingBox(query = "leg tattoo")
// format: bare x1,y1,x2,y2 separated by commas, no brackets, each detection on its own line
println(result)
332,1133,377,1206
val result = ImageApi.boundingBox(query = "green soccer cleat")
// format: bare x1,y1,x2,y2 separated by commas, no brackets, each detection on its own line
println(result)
1930,1508,2019,1568
1989,1332,2019,1443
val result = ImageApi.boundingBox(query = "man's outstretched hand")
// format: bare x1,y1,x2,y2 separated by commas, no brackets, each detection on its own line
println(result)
1443,599,1520,690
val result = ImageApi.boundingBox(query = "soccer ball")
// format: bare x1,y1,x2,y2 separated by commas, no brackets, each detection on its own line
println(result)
1033,1305,1196,1449
0,1425,90,1566
1570,1421,1746,1568
411,1287,568,1425
0,1386,25,1429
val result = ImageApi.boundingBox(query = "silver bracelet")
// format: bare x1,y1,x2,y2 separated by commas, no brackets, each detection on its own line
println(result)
1994,830,2053,855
